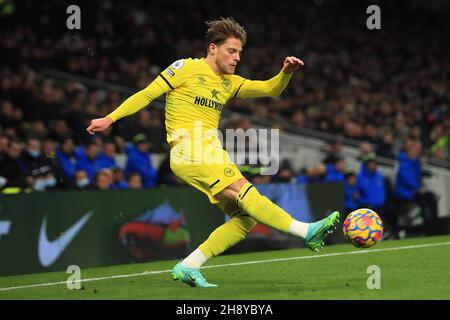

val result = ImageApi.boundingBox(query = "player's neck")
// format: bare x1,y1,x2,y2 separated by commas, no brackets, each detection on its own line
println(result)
203,56,222,76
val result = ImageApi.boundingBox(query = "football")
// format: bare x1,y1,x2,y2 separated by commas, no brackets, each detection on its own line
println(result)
343,208,383,248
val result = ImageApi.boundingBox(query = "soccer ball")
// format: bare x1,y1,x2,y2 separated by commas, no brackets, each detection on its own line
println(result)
343,208,383,248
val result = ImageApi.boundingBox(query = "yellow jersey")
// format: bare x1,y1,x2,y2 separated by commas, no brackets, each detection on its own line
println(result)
107,57,292,145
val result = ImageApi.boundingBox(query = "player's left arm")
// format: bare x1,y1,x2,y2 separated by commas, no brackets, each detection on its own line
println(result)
233,56,304,99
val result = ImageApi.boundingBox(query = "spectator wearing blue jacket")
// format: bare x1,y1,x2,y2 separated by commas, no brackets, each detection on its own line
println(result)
125,134,157,188
97,140,119,170
75,141,104,182
344,170,360,213
324,155,345,182
111,168,128,190
394,143,422,201
394,140,438,235
357,153,386,211
56,137,77,183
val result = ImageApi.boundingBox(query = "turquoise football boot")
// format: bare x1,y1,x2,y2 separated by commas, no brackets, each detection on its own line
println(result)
305,211,340,252
172,262,218,288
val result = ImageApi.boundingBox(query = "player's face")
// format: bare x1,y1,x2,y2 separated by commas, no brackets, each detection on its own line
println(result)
215,37,242,75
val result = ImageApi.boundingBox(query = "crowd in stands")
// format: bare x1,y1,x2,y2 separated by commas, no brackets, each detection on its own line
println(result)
0,0,446,235
1,0,448,163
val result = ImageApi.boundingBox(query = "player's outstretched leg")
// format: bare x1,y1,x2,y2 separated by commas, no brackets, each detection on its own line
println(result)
234,182,340,252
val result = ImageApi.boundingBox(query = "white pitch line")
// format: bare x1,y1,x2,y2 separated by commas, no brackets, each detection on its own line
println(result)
1,241,450,292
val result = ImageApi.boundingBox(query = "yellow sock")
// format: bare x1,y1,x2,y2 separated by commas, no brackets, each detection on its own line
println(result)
236,183,294,233
198,214,256,259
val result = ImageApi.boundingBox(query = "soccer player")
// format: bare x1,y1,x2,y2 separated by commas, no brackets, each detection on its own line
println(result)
87,17,339,288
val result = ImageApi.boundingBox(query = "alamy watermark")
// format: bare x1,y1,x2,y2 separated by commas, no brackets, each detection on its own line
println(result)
66,265,82,290
66,5,81,30
170,121,280,175
366,265,381,289
366,5,381,30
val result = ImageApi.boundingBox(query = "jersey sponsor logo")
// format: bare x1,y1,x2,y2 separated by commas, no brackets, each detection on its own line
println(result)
224,167,235,177
221,78,232,92
194,96,224,112
171,59,185,70
166,68,175,77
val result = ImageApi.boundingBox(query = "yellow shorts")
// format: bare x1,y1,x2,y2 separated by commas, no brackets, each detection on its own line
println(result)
169,138,244,207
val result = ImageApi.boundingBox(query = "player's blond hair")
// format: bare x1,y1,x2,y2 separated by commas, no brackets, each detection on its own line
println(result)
205,17,247,50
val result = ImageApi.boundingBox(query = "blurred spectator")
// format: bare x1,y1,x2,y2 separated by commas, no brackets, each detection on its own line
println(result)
48,119,73,143
273,159,295,183
42,137,66,188
0,100,21,131
20,137,53,185
0,139,26,189
74,170,90,190
75,141,103,182
125,134,158,188
97,139,119,169
356,153,386,213
290,110,305,128
394,140,438,235
23,120,48,141
112,168,128,189
322,137,343,159
35,166,59,192
323,155,346,182
344,170,359,213
127,172,143,189
376,130,396,159
394,141,422,203
0,135,9,154
56,137,77,182
93,169,114,190
358,142,374,161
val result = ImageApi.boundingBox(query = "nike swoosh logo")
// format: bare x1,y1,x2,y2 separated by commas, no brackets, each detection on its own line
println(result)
38,211,94,267
0,221,11,239
187,273,196,283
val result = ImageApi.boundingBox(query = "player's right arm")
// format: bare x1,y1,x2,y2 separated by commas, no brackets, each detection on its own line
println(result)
87,59,191,134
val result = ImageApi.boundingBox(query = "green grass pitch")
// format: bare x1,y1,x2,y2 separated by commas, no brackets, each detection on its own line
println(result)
1,235,450,300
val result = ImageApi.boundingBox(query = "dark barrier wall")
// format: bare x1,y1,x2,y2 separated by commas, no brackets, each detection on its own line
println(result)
0,183,344,276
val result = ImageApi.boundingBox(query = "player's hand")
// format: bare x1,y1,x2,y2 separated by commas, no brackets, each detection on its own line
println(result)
282,56,304,74
86,116,113,135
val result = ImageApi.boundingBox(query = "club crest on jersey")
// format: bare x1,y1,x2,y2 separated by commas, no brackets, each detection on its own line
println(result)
224,167,235,177
171,59,185,70
221,78,232,92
